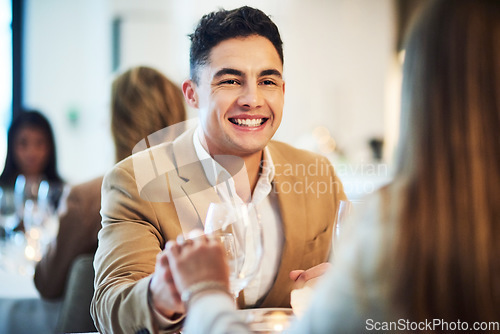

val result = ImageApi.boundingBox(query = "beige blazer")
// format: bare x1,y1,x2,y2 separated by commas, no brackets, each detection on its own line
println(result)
91,128,346,334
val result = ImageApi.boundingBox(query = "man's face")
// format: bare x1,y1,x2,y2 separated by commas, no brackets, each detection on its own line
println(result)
187,35,285,158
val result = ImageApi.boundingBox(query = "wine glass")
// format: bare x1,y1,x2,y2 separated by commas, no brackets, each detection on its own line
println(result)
13,174,56,262
334,200,351,244
204,202,264,301
333,200,363,251
0,185,24,272
0,186,18,240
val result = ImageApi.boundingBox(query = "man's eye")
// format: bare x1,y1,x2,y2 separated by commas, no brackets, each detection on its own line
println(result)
261,80,276,86
221,79,239,85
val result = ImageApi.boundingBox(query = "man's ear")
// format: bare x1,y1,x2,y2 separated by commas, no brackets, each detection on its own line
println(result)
182,79,199,108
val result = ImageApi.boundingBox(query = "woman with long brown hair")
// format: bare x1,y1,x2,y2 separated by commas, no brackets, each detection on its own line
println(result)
161,0,500,332
386,0,500,325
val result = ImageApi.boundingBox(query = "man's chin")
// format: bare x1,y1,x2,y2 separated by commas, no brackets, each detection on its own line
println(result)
224,142,267,158
234,132,274,150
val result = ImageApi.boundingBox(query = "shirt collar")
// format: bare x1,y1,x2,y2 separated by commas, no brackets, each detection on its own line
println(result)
193,127,275,202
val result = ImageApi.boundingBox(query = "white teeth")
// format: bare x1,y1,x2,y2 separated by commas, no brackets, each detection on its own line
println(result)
233,118,264,127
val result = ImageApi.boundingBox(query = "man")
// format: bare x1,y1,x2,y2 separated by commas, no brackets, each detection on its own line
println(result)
91,6,346,334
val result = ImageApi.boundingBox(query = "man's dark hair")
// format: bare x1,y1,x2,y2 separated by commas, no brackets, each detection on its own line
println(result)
189,6,284,83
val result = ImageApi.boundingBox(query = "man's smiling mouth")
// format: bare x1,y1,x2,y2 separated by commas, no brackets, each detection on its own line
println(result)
229,118,268,127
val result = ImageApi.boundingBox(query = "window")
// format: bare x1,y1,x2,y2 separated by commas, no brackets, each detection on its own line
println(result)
0,0,12,169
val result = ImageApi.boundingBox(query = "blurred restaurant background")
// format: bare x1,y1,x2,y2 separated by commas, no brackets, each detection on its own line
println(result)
1,0,428,199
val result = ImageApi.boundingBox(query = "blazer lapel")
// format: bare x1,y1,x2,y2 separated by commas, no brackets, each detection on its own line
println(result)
171,128,220,232
258,143,308,307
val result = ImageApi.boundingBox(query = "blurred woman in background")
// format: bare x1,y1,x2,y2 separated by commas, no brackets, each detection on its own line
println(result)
34,66,187,299
162,0,500,332
0,110,63,188
0,110,64,231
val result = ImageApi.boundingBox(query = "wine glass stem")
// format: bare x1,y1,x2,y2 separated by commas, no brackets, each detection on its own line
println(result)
233,290,241,308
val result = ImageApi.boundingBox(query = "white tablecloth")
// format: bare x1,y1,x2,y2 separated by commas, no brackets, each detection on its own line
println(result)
0,249,62,334
0,269,39,298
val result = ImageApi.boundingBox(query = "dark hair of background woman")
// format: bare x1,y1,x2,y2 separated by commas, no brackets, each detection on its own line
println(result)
0,109,63,187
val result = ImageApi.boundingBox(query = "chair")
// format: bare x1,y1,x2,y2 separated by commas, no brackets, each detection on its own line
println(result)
55,254,97,333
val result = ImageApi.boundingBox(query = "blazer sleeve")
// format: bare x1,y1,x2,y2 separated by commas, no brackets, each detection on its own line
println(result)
91,163,181,334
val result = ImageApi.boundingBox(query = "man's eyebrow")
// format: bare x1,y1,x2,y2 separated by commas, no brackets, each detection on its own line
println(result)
260,69,282,78
212,68,283,80
213,68,243,79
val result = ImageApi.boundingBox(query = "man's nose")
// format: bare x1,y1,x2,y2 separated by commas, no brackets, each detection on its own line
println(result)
237,83,263,109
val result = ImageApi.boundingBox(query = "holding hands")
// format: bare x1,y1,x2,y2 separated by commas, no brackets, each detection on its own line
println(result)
149,245,185,319
150,230,231,320
289,262,331,290
165,233,230,297
150,230,330,321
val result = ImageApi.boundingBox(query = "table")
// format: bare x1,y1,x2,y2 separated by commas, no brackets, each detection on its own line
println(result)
0,235,62,334
0,267,39,298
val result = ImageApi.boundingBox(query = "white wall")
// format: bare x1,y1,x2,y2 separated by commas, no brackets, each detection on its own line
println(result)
22,0,397,185
23,0,113,183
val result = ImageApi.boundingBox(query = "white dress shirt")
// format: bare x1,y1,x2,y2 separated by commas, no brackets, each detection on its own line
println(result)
193,129,284,306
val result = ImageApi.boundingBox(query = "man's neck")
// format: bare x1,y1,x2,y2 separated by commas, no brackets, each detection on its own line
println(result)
214,150,263,203
197,128,264,202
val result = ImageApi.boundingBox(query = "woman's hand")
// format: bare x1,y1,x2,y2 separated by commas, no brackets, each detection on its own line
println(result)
164,233,230,295
150,249,186,318
289,262,331,290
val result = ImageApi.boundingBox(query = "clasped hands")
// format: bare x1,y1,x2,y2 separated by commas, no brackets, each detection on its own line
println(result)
149,229,331,320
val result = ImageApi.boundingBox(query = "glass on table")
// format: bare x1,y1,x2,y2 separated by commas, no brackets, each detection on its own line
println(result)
333,199,364,250
0,186,32,275
13,174,58,263
14,174,52,230
0,186,18,240
203,202,264,302
0,186,18,269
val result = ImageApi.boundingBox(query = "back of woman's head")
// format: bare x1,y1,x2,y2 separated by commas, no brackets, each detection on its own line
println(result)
0,110,62,186
111,66,187,162
388,0,500,323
